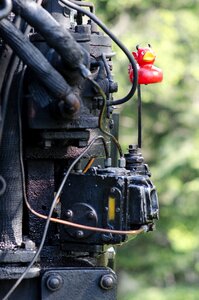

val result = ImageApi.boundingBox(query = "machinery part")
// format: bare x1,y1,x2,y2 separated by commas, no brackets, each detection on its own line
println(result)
60,161,158,248
100,274,116,290
0,18,80,118
41,268,117,300
12,0,90,77
46,273,63,292
60,0,138,106
2,136,112,300
0,0,12,20
0,175,6,196
0,1,159,299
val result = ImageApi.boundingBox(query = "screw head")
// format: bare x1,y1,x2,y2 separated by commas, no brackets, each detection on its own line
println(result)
46,274,63,291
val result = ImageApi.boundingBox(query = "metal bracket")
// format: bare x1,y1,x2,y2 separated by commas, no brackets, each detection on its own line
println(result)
41,267,117,300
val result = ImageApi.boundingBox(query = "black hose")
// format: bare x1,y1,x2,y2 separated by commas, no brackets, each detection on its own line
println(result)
59,0,138,106
12,0,90,78
0,0,12,20
0,18,80,118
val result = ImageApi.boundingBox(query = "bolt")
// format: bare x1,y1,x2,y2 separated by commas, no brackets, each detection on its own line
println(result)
75,230,84,239
25,239,36,251
111,188,115,193
87,211,95,220
65,210,73,220
100,274,116,290
46,274,63,291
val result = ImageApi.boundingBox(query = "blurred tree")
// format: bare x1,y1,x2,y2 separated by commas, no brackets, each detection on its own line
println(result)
92,0,199,299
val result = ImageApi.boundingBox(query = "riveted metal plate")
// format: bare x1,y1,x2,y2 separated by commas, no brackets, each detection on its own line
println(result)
41,268,117,300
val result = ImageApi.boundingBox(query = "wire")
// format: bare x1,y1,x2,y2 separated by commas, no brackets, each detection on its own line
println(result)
21,202,146,235
59,0,138,106
82,157,95,173
88,77,123,157
137,84,142,148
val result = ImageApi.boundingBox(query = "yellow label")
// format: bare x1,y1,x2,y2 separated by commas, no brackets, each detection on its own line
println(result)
108,196,115,221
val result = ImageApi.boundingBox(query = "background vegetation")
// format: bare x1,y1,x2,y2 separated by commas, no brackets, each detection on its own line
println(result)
93,1,199,299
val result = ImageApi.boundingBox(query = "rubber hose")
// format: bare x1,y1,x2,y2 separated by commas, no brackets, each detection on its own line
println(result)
12,0,89,76
0,18,80,117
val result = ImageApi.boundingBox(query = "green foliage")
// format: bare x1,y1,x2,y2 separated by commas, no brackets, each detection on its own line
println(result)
92,0,199,298
119,286,199,300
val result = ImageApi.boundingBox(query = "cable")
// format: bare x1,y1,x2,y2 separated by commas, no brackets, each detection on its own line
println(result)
22,203,145,235
59,0,138,106
137,84,142,148
88,77,123,157
70,0,95,13
82,157,95,174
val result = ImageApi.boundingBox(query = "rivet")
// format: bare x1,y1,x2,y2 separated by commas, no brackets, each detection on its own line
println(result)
87,211,95,220
46,274,63,291
100,274,116,290
65,210,73,220
75,230,84,239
